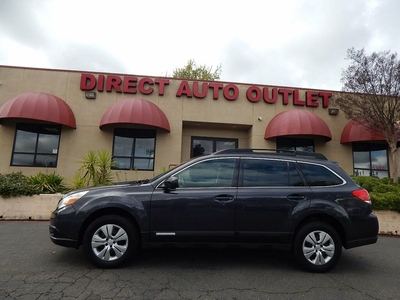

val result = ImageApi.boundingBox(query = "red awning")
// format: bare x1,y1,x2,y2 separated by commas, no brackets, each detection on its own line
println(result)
264,109,332,141
100,98,170,131
340,119,386,143
0,92,76,128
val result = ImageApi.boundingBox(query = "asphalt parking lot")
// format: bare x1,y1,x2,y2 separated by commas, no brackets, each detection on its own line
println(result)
0,221,399,300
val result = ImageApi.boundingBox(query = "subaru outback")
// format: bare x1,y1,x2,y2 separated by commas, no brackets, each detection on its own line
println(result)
49,149,379,272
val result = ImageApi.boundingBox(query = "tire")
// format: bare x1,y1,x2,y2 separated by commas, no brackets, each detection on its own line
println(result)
294,222,342,273
82,215,138,268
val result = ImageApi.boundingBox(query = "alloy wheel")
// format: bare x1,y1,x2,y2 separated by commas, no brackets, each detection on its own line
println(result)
91,224,129,261
302,230,335,266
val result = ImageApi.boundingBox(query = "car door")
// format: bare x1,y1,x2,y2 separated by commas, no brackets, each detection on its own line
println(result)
235,158,313,244
150,157,238,243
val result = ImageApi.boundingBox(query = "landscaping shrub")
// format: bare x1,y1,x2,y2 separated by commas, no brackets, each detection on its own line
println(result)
0,172,40,198
370,192,400,212
352,176,400,212
27,172,67,194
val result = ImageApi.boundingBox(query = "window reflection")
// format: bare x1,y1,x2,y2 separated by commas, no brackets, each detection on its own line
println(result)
192,140,213,156
135,139,155,158
353,151,371,169
191,137,238,158
37,134,60,153
113,136,133,156
11,124,60,167
14,130,37,153
298,163,343,186
176,159,236,188
112,129,156,171
243,159,290,187
12,154,35,166
371,150,388,169
353,143,388,178
277,137,314,152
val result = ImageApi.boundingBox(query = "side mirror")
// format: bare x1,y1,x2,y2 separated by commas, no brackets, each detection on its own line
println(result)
163,176,179,190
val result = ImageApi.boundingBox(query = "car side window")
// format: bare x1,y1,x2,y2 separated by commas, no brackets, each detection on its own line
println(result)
297,163,343,186
176,158,236,188
288,162,305,186
242,159,299,187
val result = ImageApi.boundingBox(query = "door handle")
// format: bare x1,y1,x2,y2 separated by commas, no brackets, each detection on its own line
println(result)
214,195,234,203
287,195,306,201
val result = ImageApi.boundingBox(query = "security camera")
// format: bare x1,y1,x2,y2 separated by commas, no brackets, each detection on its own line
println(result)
257,117,262,121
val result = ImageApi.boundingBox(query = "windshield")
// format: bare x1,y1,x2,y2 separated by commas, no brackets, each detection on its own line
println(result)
147,157,200,184
147,163,184,183
147,167,177,183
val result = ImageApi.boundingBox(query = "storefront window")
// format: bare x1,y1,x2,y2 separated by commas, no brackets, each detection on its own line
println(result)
191,137,238,157
11,124,61,167
112,129,156,170
353,143,389,178
276,137,314,152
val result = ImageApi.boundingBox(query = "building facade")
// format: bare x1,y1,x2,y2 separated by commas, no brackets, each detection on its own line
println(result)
0,65,396,182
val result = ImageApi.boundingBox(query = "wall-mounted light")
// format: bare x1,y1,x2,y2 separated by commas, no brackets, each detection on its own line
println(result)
85,92,96,99
328,108,339,115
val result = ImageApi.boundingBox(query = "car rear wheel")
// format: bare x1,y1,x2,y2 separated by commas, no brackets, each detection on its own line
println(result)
82,215,138,268
294,222,342,273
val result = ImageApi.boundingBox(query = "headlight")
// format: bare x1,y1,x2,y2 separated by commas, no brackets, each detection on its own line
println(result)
57,191,89,210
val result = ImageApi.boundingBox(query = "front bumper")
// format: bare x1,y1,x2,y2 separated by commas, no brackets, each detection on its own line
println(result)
49,224,79,248
49,206,81,249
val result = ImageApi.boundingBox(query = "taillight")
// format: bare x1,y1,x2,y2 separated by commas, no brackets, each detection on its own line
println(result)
352,188,371,204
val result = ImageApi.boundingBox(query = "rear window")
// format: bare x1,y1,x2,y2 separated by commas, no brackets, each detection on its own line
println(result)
298,163,343,186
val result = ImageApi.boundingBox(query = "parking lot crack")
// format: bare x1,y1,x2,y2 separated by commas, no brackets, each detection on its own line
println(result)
325,274,380,300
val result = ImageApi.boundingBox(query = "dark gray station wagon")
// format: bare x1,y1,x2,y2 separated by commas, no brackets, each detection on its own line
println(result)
50,149,378,272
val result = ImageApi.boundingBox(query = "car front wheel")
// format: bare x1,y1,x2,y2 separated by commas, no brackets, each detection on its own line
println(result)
82,215,138,268
294,222,342,273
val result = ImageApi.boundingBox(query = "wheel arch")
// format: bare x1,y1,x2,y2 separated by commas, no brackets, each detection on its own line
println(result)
78,207,142,247
292,213,347,249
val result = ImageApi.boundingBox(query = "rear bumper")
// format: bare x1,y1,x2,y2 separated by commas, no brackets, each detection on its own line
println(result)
344,212,379,249
345,236,378,249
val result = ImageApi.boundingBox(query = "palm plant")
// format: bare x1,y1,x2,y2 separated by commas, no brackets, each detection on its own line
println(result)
75,149,115,188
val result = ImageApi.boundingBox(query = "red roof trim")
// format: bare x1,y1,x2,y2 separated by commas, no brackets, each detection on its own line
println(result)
99,98,170,132
264,110,332,141
0,92,76,128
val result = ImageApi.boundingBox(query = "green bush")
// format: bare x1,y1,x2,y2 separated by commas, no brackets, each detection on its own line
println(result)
351,176,380,192
27,172,67,194
0,172,40,198
351,176,400,212
370,192,400,212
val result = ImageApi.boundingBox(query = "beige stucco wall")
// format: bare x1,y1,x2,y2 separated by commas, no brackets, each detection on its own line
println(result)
0,65,399,182
0,194,61,220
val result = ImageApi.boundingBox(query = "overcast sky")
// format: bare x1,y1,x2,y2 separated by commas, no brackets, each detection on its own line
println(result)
1,0,399,91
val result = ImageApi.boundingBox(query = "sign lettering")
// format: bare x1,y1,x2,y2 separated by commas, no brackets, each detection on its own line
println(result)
80,74,332,108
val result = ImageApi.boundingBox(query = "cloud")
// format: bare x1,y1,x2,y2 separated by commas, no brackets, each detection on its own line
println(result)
0,1,49,49
0,1,129,72
1,0,400,91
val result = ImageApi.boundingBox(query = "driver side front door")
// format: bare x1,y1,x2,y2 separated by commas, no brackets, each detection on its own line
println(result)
150,157,238,243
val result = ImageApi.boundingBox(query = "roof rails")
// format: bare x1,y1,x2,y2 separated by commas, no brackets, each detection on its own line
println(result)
213,148,328,160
